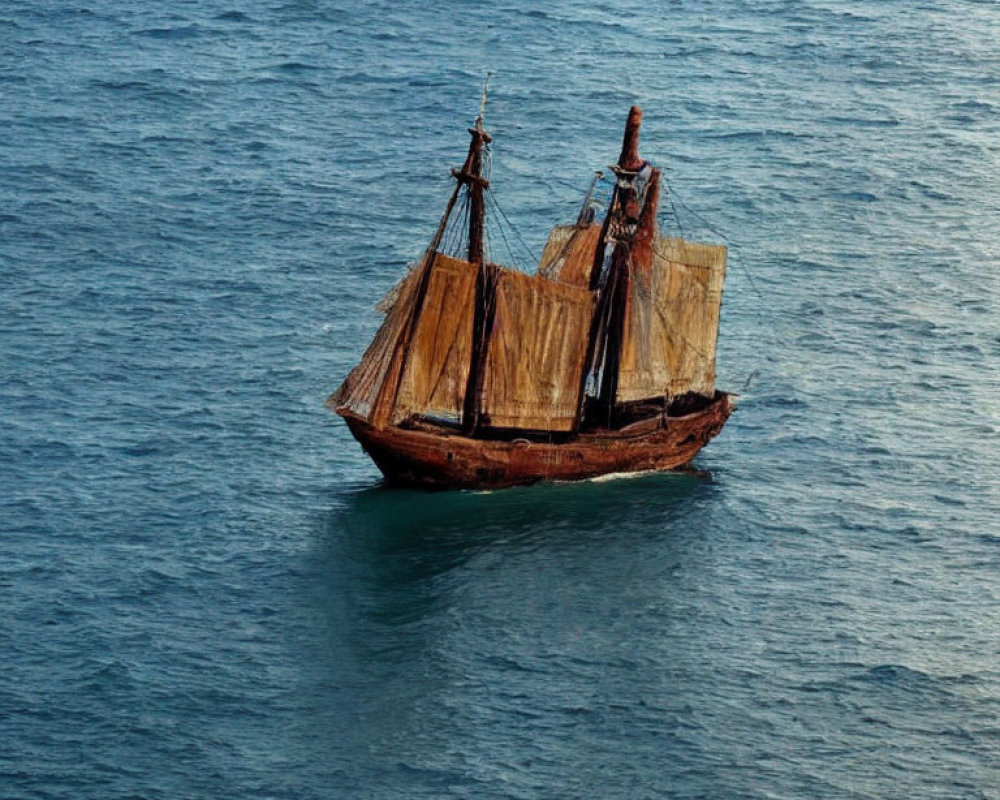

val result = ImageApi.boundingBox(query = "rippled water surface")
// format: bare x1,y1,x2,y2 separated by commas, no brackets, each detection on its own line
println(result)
3,1,999,797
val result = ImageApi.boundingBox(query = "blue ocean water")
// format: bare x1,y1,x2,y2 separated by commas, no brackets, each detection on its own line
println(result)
2,0,999,797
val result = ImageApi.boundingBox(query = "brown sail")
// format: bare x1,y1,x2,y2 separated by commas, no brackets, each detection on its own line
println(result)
329,252,480,425
617,235,727,403
329,252,428,422
480,269,594,431
393,254,477,423
537,222,603,288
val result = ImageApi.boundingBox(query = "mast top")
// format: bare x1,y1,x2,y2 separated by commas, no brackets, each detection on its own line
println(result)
475,73,491,132
618,105,643,171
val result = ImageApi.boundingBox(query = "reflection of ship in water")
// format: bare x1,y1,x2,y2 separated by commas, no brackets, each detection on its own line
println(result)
329,100,731,489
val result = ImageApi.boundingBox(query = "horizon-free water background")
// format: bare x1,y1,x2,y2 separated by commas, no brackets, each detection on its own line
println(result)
3,1,999,797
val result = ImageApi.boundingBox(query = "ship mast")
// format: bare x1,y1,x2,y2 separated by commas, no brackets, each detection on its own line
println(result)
578,105,650,426
367,87,494,429
452,83,491,263
459,83,500,436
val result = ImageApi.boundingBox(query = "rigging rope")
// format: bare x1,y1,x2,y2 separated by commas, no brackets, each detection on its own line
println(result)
660,174,764,303
658,174,771,394
486,193,517,269
486,190,538,270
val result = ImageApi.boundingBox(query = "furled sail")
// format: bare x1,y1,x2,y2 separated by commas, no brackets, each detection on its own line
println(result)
480,269,595,431
537,222,603,288
616,235,727,403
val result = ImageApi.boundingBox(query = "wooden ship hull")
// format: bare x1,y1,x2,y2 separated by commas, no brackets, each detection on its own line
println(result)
341,393,732,490
330,101,733,490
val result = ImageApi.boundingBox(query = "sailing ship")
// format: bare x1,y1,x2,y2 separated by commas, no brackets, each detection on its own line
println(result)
329,102,733,489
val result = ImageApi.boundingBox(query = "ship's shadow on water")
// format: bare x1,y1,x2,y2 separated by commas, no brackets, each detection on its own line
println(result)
314,469,722,622
307,470,725,768
328,468,717,571
312,469,725,647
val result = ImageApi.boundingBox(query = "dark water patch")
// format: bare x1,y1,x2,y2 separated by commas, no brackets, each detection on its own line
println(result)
85,79,202,109
335,470,711,549
213,10,253,22
839,190,880,203
89,79,153,91
273,61,322,73
859,664,944,691
133,25,204,40
949,98,996,115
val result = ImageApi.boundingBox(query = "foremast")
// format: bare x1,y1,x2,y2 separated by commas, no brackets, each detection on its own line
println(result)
457,105,499,436
366,93,497,433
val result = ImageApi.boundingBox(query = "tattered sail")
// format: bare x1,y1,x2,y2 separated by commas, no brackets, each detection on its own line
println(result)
329,253,429,422
375,260,422,314
538,223,603,288
333,251,596,432
538,154,727,406
480,269,594,431
393,255,477,423
617,236,727,403
330,253,477,425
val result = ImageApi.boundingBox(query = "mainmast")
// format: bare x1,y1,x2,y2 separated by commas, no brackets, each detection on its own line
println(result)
578,105,659,426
